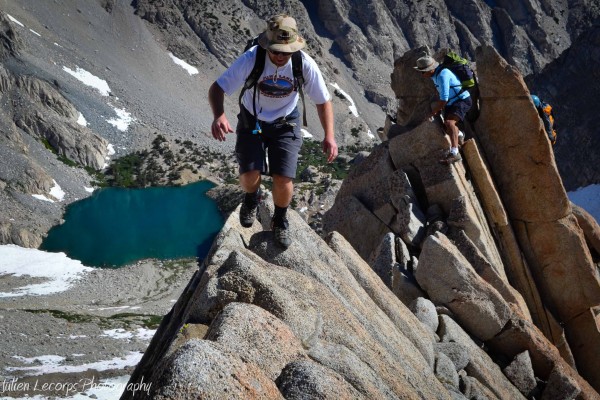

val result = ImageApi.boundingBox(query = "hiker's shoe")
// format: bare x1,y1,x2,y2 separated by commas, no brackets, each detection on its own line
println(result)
458,131,465,146
271,218,292,249
239,202,258,228
440,152,462,165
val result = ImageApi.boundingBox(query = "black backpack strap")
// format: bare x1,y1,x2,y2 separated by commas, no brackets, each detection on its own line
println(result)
292,51,307,126
239,46,266,128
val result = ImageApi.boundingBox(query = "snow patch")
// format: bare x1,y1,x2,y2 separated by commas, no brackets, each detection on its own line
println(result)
168,52,199,75
101,328,156,341
301,128,313,139
62,66,111,96
7,14,25,27
568,184,600,222
50,180,65,201
330,83,359,117
29,29,41,37
102,329,133,340
107,107,135,132
31,181,64,202
6,352,143,375
84,186,95,193
77,112,87,126
0,245,92,297
32,194,54,203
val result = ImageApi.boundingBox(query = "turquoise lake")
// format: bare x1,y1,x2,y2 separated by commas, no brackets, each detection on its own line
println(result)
41,181,224,268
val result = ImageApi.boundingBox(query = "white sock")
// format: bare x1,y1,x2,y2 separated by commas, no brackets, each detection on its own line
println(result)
458,131,465,139
450,147,459,156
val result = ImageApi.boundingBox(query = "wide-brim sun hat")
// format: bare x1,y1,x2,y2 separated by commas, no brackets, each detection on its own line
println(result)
258,14,306,53
414,55,439,72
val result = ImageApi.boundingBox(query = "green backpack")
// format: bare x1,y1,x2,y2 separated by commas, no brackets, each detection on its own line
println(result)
441,50,477,90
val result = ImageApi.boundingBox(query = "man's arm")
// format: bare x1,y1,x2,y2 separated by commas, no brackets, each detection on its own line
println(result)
429,100,447,119
316,101,338,163
208,82,233,141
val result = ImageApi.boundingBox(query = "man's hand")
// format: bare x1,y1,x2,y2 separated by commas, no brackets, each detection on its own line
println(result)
208,82,232,141
322,137,338,163
211,114,233,141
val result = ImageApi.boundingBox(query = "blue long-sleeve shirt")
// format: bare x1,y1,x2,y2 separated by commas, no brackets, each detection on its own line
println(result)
432,66,470,105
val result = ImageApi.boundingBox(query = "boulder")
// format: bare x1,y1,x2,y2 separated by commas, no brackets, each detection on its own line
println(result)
438,315,526,400
487,317,599,398
502,351,537,397
277,359,365,399
409,297,439,336
473,45,569,222
416,233,512,341
204,303,307,380
540,364,581,400
150,339,283,400
434,351,460,389
572,202,600,258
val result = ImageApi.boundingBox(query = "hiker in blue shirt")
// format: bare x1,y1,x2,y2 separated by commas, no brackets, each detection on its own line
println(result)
415,55,472,164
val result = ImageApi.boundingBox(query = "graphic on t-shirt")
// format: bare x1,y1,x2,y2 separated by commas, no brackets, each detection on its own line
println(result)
259,75,294,98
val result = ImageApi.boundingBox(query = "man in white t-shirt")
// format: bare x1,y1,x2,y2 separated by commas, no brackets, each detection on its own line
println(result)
208,14,337,249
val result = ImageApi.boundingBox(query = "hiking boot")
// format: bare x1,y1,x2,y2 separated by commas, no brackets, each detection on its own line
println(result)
458,131,465,146
440,151,462,165
239,201,258,228
271,217,292,249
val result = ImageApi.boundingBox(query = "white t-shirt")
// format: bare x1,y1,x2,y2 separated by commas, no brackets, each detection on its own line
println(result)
216,46,331,123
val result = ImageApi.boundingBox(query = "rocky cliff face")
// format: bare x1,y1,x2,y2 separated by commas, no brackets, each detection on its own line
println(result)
0,13,110,247
132,0,600,149
123,46,600,399
135,0,599,86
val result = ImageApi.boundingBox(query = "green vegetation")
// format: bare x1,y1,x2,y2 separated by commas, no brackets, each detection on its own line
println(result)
24,309,163,330
40,137,78,167
103,133,237,188
106,152,145,187
298,138,373,181
25,309,95,324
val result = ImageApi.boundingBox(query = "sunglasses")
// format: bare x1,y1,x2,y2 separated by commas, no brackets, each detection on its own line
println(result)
269,49,293,57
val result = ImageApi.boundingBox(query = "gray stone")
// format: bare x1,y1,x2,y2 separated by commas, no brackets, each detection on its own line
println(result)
449,230,531,319
434,342,470,371
368,232,397,286
502,350,537,397
151,339,283,400
325,231,436,367
435,351,459,389
204,303,307,380
540,364,581,400
409,297,438,335
277,359,365,399
438,315,526,400
460,373,500,400
416,233,512,341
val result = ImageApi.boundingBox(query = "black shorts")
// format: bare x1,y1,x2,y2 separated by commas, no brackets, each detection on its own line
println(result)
445,96,472,122
235,106,303,178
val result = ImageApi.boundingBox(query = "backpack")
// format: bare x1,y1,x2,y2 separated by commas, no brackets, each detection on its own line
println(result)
438,50,480,121
440,50,477,90
239,37,307,126
539,100,557,145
